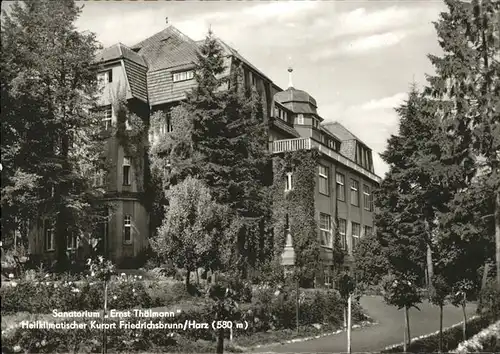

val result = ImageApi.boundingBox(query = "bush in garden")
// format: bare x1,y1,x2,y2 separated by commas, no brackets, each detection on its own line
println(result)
453,320,500,353
478,280,500,322
383,316,491,353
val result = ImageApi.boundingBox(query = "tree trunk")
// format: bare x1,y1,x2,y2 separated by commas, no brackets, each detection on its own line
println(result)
403,307,407,353
296,279,300,334
185,269,190,289
216,327,224,354
495,191,500,289
102,280,108,354
196,268,200,285
343,307,347,330
462,295,467,342
347,294,352,354
426,243,434,297
405,305,411,348
439,304,443,353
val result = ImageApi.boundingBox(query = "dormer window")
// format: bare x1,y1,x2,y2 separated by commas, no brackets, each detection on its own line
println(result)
296,114,304,125
173,70,194,82
97,69,113,86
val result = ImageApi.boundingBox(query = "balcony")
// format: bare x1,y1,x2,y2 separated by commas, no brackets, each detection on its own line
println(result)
271,138,382,184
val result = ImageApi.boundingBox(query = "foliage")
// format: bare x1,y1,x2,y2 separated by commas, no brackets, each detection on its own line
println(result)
272,150,321,284
478,279,500,322
353,231,389,286
151,177,230,288
382,316,491,353
149,30,273,278
381,273,422,311
425,0,500,286
1,0,108,270
376,86,456,287
453,320,500,353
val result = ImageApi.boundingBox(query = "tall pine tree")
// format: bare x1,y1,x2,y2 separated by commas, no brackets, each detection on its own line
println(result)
150,30,272,277
1,0,105,269
425,0,500,286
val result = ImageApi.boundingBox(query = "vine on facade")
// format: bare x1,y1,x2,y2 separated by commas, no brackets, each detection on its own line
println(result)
272,149,321,283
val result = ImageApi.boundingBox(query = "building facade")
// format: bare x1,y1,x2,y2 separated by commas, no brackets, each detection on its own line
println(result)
28,24,381,273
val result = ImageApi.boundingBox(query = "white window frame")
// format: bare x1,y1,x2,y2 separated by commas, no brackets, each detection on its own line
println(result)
173,70,194,82
363,184,372,211
66,232,78,250
285,172,293,192
336,173,345,201
124,215,132,244
123,157,131,186
351,222,360,252
100,105,113,131
320,213,332,248
318,164,329,195
351,179,359,206
297,114,304,125
339,218,347,251
44,220,55,252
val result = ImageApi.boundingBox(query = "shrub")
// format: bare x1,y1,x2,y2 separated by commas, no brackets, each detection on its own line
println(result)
453,320,500,353
383,316,491,353
478,280,500,322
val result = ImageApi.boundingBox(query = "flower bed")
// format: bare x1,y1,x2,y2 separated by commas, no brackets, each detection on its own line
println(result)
382,316,491,353
1,275,193,314
1,284,367,353
452,320,500,353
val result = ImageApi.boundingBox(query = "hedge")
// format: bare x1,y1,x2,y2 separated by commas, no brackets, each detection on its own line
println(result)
382,316,491,353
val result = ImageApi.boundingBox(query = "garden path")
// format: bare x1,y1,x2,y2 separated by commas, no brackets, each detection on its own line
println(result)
252,296,477,353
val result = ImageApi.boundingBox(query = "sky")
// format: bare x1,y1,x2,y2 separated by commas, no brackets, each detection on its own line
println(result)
4,0,448,177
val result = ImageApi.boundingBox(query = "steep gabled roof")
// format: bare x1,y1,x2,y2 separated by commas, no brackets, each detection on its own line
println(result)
95,43,147,67
322,121,371,149
131,26,199,72
197,38,273,83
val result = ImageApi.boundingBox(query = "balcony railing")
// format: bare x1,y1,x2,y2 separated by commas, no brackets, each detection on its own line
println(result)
271,138,382,183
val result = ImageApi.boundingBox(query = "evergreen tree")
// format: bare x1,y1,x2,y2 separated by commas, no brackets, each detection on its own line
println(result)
425,0,500,286
1,0,105,270
150,30,272,277
376,86,451,287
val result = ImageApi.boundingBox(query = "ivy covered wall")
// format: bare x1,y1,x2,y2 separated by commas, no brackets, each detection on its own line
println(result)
272,149,321,285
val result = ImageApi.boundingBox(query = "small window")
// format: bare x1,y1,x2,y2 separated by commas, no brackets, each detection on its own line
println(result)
44,220,55,251
338,218,347,250
123,157,131,186
363,184,373,211
66,232,78,250
320,213,332,247
97,69,113,86
364,225,373,237
274,106,279,118
336,173,345,201
173,70,194,82
350,179,359,206
124,215,132,243
352,222,361,251
93,168,105,187
312,118,319,129
285,172,293,192
296,114,304,125
318,164,329,195
98,105,112,131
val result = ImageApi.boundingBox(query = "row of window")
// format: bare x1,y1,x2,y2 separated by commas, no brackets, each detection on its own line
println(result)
286,167,374,211
321,167,373,211
43,216,132,252
319,213,373,251
274,106,290,123
173,70,194,82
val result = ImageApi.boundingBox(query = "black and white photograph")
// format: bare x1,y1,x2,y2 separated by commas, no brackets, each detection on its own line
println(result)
1,0,499,353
